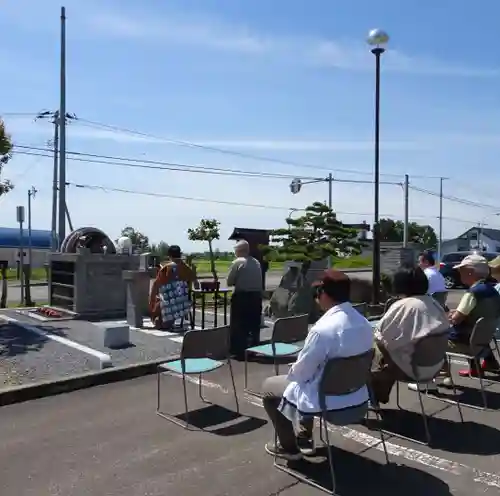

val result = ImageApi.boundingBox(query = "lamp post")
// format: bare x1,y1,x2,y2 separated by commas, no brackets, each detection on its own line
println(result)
367,28,389,305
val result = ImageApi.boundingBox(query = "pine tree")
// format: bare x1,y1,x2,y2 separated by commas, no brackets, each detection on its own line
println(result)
263,202,362,272
0,118,13,196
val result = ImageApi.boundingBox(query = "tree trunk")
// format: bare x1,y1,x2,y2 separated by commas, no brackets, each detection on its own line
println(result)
0,264,7,309
208,240,218,281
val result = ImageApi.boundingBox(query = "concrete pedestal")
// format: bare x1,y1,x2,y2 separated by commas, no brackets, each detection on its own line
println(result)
94,322,130,349
49,252,140,319
123,270,151,328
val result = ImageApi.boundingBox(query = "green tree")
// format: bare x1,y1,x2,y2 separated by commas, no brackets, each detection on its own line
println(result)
379,218,437,249
150,241,170,259
263,202,362,273
187,218,220,281
0,118,14,196
120,226,150,252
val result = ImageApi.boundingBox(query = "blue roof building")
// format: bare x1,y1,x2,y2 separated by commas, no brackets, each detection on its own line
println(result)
0,227,52,249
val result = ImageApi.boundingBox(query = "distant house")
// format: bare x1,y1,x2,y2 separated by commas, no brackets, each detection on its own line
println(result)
440,227,500,255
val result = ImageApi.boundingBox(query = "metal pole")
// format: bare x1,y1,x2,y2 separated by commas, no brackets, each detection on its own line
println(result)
28,190,32,279
19,220,24,305
327,173,333,268
65,201,74,232
403,174,409,247
58,6,67,247
51,114,59,251
371,47,384,305
438,177,443,261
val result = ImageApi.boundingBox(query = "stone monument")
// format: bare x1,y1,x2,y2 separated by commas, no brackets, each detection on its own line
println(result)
49,228,141,319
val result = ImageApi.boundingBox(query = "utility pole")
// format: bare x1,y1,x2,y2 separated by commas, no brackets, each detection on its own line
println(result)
27,187,37,276
35,107,76,251
438,177,444,262
403,174,409,248
58,6,68,248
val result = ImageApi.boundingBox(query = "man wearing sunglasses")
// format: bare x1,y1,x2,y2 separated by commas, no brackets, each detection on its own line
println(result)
261,269,373,460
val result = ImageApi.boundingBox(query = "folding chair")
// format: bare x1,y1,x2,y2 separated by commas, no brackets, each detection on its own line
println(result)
352,302,368,316
441,317,499,410
389,331,464,445
156,325,239,428
244,314,309,397
274,349,390,495
431,291,448,310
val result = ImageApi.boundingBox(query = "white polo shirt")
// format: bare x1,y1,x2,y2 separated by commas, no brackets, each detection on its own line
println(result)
281,302,373,414
423,266,447,294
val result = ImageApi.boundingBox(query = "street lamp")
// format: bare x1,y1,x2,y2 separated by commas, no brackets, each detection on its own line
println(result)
367,28,389,305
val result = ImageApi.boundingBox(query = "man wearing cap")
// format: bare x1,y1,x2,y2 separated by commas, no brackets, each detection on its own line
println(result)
227,239,263,357
445,254,500,379
261,270,373,460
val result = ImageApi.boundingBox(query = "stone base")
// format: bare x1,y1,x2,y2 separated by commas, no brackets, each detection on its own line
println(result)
94,322,130,349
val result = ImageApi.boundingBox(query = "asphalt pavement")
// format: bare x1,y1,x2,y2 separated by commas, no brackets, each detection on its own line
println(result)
1,356,500,495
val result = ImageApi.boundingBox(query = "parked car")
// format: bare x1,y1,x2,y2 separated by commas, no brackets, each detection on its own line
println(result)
439,251,498,289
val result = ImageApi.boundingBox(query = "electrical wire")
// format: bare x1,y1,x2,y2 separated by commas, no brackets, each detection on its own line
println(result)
64,181,494,227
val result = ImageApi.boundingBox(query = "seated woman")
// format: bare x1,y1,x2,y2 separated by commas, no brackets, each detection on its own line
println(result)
149,245,197,329
370,265,450,404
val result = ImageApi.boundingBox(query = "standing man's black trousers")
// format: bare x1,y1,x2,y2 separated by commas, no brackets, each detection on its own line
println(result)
230,291,263,356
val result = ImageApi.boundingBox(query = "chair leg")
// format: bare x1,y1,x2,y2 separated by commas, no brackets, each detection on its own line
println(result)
416,388,432,445
474,358,488,409
228,359,240,414
182,374,190,428
370,408,390,464
395,381,402,409
446,363,464,423
198,373,208,403
156,369,161,411
321,416,337,495
244,351,249,389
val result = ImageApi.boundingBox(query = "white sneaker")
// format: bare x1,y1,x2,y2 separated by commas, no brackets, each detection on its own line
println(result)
408,381,438,393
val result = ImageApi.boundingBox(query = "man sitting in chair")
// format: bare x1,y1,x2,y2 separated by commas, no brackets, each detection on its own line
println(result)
261,270,373,460
444,254,500,380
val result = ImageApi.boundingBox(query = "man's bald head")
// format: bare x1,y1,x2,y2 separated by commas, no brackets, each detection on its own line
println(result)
234,239,250,257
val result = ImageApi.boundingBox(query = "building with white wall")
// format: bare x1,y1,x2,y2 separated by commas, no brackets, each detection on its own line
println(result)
440,227,500,255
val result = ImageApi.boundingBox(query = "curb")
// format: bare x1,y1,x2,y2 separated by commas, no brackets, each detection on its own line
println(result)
0,357,174,407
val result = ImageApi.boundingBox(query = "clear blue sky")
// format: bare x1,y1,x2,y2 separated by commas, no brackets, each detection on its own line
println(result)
1,0,500,250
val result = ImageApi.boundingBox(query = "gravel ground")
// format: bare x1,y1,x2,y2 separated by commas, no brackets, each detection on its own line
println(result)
0,323,99,390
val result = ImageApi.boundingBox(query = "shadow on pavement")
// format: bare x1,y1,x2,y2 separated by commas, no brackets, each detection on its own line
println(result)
282,445,452,495
0,324,67,357
175,404,267,436
370,408,500,455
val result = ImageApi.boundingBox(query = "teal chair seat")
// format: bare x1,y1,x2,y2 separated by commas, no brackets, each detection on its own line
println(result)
160,358,224,374
246,342,302,357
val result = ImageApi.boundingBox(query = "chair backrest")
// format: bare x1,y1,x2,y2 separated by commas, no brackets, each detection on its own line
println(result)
384,297,399,313
470,317,497,355
318,349,373,409
181,326,230,360
410,331,449,374
431,292,448,308
272,314,309,344
353,303,367,317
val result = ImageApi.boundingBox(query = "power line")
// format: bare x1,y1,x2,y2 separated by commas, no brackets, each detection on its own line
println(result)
64,181,495,227
12,145,402,185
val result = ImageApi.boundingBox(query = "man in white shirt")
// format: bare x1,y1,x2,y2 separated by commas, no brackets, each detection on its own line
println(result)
418,251,447,306
261,270,373,460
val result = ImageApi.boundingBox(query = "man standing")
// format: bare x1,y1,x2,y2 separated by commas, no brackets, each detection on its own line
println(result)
227,240,263,357
418,251,448,307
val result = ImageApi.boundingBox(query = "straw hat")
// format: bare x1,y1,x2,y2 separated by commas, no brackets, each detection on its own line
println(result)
489,255,500,274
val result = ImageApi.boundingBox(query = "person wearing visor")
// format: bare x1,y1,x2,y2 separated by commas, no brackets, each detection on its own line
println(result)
261,269,373,461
